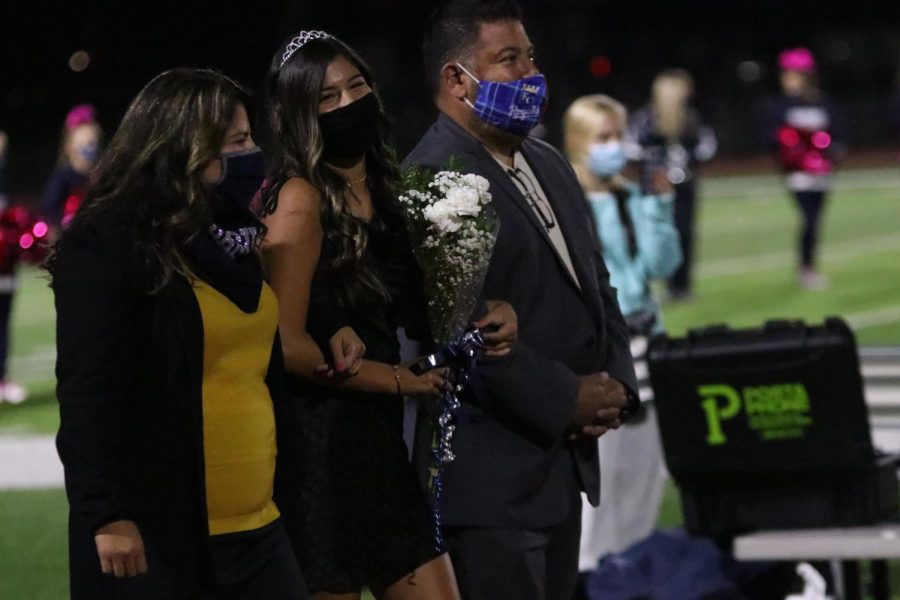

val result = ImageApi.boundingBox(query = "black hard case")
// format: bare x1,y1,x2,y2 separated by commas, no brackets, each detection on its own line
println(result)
648,317,898,536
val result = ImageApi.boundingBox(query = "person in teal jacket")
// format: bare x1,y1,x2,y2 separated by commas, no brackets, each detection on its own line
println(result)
565,94,682,335
563,93,682,597
587,188,682,333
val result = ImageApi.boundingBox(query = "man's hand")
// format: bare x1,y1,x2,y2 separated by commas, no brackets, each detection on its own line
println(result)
474,300,518,357
94,520,147,578
573,372,627,438
315,326,366,377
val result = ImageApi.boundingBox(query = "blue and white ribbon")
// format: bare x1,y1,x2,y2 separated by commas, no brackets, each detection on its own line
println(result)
412,328,487,551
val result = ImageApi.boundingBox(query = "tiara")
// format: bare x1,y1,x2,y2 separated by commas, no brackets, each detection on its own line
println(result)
279,31,331,69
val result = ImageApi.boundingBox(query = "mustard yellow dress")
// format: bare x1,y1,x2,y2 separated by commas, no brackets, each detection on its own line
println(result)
192,280,280,535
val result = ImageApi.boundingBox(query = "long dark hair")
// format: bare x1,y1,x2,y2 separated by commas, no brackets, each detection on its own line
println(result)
45,68,250,292
262,33,402,310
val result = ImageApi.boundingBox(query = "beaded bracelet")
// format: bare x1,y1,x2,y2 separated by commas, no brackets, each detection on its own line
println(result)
392,364,402,397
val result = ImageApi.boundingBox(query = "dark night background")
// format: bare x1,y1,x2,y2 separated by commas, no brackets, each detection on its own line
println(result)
2,0,900,198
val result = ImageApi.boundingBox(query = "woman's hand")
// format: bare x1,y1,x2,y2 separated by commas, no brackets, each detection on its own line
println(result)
398,365,447,397
474,300,518,357
94,520,147,578
649,167,674,196
315,326,366,378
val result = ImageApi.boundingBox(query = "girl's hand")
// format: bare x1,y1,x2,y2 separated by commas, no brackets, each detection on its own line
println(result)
316,326,366,377
474,300,518,357
398,365,448,397
94,520,147,578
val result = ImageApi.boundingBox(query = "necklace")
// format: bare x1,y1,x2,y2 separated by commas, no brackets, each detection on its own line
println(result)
345,174,367,187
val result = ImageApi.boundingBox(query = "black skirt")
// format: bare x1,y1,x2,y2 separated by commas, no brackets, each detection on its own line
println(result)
285,388,440,593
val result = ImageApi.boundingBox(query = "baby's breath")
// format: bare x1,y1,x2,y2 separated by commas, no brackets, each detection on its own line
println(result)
400,163,499,343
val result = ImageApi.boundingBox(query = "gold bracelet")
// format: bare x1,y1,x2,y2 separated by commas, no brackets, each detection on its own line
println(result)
392,364,402,396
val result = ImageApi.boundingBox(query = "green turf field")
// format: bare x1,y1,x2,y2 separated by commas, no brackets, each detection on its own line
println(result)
662,168,900,343
0,167,897,599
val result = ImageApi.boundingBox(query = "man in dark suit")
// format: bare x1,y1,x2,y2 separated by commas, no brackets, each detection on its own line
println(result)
404,1,639,598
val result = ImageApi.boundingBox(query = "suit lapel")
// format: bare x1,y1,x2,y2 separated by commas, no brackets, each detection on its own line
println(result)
439,117,584,295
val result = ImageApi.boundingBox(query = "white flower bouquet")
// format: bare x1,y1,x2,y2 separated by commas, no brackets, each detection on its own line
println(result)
399,164,499,344
400,162,500,550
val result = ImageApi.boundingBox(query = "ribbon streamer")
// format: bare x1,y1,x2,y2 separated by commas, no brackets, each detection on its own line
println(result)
410,327,487,552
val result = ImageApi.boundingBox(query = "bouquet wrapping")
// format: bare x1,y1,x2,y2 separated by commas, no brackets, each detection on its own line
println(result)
399,162,499,549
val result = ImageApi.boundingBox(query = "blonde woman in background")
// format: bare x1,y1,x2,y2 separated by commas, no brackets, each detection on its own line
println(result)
627,69,716,301
563,94,682,598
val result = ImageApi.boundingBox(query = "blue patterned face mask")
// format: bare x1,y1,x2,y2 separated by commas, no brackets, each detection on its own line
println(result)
457,63,548,136
586,141,627,178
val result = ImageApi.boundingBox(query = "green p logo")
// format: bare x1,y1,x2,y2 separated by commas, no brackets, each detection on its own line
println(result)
699,384,742,446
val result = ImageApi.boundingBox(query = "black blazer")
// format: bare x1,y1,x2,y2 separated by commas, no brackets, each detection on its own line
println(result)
404,114,637,529
52,209,297,599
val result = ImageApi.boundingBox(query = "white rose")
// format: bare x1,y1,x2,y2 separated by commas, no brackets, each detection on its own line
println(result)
443,186,481,216
462,173,490,197
423,201,464,234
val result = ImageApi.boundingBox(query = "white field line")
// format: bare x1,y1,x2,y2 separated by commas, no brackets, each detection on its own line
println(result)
698,204,896,237
701,196,900,236
847,307,900,331
705,167,900,186
703,168,900,199
698,232,900,280
8,348,55,366
6,348,56,384
0,435,63,489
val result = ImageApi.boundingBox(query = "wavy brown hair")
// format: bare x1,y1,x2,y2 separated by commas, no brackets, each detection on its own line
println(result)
45,68,250,292
261,33,403,310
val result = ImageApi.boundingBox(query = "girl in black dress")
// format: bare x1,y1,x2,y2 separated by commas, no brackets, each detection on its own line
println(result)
260,31,517,600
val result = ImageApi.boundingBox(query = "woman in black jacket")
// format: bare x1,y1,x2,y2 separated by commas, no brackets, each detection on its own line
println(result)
49,68,308,599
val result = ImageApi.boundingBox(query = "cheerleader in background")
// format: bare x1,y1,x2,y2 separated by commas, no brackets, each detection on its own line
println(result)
627,69,716,301
0,129,24,404
563,94,682,596
0,131,50,404
766,47,843,290
41,104,101,231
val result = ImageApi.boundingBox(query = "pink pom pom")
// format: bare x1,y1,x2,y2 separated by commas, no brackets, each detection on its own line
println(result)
64,104,97,130
779,48,816,73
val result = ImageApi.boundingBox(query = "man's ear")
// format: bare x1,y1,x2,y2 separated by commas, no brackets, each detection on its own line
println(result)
441,62,468,101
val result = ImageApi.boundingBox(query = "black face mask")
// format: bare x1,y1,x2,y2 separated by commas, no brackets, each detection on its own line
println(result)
213,148,266,211
319,92,380,161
